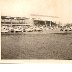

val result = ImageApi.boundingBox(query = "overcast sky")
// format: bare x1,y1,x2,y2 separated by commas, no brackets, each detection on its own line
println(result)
1,0,72,23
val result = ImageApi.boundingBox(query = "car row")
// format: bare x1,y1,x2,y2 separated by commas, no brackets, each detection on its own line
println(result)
1,26,72,33
60,27,72,31
1,26,43,33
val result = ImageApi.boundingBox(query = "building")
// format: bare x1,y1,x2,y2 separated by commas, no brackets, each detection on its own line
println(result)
30,14,60,27
1,16,33,27
1,14,60,28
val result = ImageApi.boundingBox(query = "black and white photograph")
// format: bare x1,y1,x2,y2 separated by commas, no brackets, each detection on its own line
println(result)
1,0,72,60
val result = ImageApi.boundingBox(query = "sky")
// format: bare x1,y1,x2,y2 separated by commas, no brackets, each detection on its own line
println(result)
0,0,72,24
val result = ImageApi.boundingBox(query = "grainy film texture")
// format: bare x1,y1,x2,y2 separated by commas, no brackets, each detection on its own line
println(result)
1,0,72,60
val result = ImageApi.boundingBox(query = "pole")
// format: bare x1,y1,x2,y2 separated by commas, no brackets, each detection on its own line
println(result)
45,21,47,27
10,18,12,27
50,21,51,27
